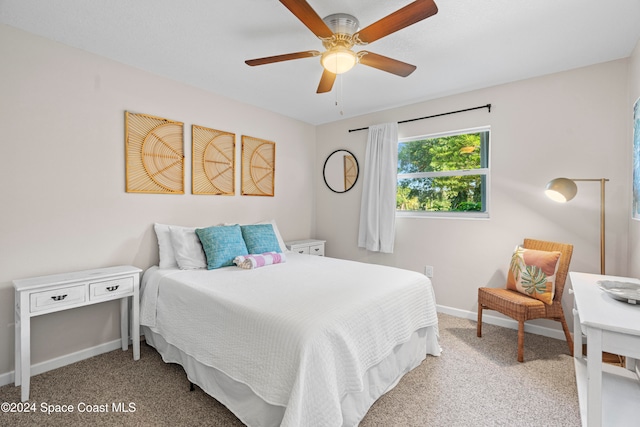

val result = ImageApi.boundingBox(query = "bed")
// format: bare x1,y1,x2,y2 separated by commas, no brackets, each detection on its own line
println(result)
140,235,440,427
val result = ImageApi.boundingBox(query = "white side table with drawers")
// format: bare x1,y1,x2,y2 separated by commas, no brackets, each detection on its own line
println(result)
286,239,326,256
13,265,142,402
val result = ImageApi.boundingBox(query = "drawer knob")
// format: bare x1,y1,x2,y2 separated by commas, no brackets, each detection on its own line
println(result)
106,285,120,292
298,250,304,254
314,248,319,252
51,294,67,301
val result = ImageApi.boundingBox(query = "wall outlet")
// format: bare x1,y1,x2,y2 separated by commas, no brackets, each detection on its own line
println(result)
425,265,433,278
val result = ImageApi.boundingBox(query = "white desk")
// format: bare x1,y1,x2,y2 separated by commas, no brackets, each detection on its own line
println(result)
570,272,640,427
14,265,142,402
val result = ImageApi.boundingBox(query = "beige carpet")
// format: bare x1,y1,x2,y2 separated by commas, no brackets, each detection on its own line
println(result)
0,314,580,426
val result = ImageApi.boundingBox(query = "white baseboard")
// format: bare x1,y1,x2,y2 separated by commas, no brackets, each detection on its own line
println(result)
0,306,568,389
436,304,570,341
0,338,125,388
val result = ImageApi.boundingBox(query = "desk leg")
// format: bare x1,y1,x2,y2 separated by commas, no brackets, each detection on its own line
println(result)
586,327,603,427
120,297,128,351
19,312,30,402
132,287,139,361
14,299,21,387
15,292,31,402
572,306,582,359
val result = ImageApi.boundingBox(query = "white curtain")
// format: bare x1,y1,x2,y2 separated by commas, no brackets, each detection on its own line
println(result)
358,122,398,253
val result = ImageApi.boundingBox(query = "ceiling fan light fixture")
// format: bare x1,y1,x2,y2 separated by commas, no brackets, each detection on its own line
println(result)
321,47,357,74
245,0,438,93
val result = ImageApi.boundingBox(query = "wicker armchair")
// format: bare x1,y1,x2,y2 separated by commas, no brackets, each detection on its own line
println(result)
477,238,574,362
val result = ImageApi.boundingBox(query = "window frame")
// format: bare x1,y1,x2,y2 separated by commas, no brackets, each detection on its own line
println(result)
396,125,491,219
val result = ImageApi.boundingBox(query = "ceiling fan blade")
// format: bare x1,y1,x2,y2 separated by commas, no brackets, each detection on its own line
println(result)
358,52,417,77
317,69,336,93
355,0,438,44
280,0,334,39
245,50,320,66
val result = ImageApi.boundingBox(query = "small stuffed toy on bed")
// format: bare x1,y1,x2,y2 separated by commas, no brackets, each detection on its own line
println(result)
233,252,286,269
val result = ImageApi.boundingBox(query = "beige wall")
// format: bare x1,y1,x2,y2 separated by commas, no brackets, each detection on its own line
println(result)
316,59,631,333
0,24,316,377
628,40,640,278
2,20,638,381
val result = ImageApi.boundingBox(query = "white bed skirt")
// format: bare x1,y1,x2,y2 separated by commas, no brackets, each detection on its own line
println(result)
142,325,439,427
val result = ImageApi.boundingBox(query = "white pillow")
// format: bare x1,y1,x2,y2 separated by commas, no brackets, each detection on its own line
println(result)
169,226,207,269
263,219,288,253
154,223,178,269
154,223,203,269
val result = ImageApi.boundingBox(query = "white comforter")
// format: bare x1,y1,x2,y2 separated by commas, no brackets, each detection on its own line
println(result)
140,254,439,426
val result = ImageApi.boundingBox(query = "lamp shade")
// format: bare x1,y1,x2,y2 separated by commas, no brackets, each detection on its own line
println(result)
545,177,578,203
321,47,357,74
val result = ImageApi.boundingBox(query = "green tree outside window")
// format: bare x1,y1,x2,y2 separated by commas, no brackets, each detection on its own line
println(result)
397,128,489,215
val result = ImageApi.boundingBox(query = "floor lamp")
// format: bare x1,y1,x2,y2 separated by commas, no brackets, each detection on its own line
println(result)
544,177,609,275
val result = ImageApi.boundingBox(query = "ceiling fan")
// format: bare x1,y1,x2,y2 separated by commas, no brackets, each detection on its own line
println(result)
245,0,438,94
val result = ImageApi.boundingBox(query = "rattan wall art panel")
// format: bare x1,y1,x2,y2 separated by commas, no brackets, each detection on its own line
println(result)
192,125,235,195
241,135,275,197
125,111,184,194
344,154,357,190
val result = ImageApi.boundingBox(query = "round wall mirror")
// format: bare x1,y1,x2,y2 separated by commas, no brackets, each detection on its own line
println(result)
323,149,359,193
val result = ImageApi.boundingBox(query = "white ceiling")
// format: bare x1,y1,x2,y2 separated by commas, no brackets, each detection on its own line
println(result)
2,0,639,125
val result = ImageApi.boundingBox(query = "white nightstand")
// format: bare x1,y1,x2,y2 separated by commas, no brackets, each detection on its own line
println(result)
13,265,142,402
286,239,326,256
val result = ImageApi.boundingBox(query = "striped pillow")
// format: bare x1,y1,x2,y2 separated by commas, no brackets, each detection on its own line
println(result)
234,252,286,269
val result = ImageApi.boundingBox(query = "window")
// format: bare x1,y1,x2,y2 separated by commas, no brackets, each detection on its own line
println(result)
397,126,490,218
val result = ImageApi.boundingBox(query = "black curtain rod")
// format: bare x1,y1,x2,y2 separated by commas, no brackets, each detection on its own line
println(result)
347,103,492,133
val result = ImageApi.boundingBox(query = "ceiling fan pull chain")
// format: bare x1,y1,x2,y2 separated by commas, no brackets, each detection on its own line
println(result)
335,74,344,116
335,75,339,107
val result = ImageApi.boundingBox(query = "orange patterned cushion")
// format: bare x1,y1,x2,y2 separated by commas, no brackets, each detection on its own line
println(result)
506,246,561,305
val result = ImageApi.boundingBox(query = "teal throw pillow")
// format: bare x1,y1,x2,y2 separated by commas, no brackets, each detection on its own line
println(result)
241,224,282,254
196,225,249,269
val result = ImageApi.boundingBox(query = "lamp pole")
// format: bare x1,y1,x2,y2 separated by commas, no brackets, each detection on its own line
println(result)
570,179,608,275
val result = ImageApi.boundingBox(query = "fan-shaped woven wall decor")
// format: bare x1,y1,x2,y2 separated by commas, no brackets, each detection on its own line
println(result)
344,154,357,190
192,125,235,195
125,111,184,194
241,135,275,197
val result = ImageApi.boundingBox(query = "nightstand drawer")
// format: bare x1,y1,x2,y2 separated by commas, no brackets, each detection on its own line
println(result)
293,246,310,255
286,239,326,256
30,284,86,313
89,276,134,300
309,244,324,256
